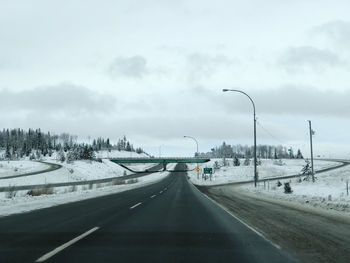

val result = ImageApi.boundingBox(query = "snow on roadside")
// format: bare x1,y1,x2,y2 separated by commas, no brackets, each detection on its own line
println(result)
239,164,350,215
0,163,176,217
0,150,152,187
188,158,339,186
0,161,49,178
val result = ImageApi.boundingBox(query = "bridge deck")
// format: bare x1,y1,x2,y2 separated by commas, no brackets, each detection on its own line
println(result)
110,157,210,164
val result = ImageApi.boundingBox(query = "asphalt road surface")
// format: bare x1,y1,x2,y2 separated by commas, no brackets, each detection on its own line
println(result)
199,185,350,263
0,164,298,263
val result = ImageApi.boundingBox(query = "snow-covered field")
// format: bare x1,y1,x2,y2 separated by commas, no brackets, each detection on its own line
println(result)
0,150,153,187
0,148,175,217
0,161,49,178
188,158,339,186
240,164,350,215
0,167,173,217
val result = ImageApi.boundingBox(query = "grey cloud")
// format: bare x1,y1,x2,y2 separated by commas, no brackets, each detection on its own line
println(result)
107,55,148,79
0,83,116,114
278,46,342,72
187,53,238,81
312,20,350,48
197,86,350,117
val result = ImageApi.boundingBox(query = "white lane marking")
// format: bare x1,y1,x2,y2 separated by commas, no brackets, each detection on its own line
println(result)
35,227,99,262
159,191,163,194
201,192,281,250
190,183,282,250
130,202,142,209
150,195,156,198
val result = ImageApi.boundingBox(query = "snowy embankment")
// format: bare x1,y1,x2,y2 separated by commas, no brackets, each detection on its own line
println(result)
0,150,152,187
0,148,176,216
0,165,175,217
188,158,339,186
240,164,350,215
0,161,49,178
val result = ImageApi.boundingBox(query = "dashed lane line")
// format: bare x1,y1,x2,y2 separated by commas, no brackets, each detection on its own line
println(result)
130,202,142,210
35,227,99,262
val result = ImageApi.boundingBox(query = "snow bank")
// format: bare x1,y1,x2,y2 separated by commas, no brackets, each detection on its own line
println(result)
0,161,49,178
0,163,176,217
0,150,150,187
239,164,350,215
188,158,339,186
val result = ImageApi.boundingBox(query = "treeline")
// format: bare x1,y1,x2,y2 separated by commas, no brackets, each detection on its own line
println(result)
0,128,144,160
198,142,303,159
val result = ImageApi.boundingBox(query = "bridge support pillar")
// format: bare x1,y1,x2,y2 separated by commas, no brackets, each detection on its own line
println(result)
163,163,167,171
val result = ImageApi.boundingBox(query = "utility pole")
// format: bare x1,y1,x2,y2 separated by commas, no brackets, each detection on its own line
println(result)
308,120,315,182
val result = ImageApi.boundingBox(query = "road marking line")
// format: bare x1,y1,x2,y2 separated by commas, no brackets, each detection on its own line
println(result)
159,190,163,194
190,183,282,250
202,192,281,250
150,195,156,198
35,227,99,262
130,202,142,209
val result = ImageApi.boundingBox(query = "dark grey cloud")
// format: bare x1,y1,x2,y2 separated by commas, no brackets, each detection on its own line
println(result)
196,86,350,117
0,83,116,114
107,55,148,79
312,20,350,48
278,46,342,72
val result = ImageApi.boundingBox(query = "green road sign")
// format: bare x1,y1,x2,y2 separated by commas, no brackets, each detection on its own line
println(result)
203,168,213,174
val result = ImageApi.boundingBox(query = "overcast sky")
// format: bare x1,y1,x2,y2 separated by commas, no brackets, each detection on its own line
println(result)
1,0,350,157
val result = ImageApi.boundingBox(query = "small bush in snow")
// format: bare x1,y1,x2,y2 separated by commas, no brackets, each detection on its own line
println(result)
6,186,17,199
233,157,240,167
112,179,125,185
273,159,285,166
127,179,138,184
277,181,282,187
284,182,293,194
27,185,54,196
68,185,77,192
68,168,74,174
243,157,250,166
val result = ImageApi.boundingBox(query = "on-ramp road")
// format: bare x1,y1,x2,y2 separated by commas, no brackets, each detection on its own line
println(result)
0,164,297,263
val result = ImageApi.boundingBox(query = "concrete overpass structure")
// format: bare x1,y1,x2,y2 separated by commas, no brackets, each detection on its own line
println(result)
110,157,210,171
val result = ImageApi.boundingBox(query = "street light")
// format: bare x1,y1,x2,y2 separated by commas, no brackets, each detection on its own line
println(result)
159,144,164,158
183,135,199,179
222,89,258,187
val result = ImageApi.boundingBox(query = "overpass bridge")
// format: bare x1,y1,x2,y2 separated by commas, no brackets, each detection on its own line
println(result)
110,157,210,171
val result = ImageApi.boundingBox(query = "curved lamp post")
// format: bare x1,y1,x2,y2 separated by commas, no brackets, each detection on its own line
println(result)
222,89,258,187
184,135,199,179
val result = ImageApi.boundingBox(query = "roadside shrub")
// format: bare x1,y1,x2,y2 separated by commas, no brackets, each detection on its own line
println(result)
6,185,17,199
112,179,125,185
27,185,54,196
284,182,293,194
68,185,77,192
277,180,282,187
127,179,138,184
